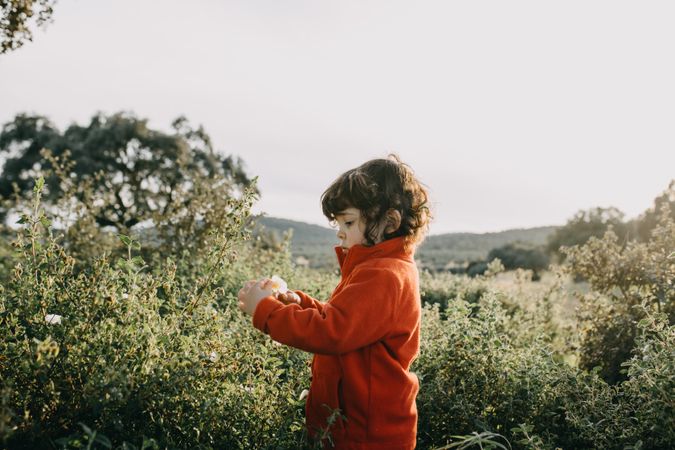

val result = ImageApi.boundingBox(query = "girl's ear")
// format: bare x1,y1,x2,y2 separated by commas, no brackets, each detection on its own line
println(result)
384,209,402,234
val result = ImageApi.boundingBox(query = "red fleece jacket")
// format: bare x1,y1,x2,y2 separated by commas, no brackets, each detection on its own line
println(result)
253,236,421,449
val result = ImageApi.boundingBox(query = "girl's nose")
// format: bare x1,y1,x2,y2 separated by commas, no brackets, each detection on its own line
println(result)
337,229,345,240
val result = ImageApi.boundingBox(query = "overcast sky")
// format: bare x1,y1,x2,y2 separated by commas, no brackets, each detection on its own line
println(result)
1,0,673,234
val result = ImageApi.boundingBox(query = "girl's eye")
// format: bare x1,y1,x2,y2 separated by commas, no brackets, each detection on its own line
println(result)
345,221,353,226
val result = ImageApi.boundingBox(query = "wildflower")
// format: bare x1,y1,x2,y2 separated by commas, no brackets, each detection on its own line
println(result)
209,351,219,362
45,314,62,325
299,389,309,401
269,275,288,294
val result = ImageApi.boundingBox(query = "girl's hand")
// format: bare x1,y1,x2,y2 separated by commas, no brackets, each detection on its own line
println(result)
259,278,301,305
238,279,274,315
276,290,301,305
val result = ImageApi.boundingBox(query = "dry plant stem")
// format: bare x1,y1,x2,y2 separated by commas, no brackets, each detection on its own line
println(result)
182,238,233,317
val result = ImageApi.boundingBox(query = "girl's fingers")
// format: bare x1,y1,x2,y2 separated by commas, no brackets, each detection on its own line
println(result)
278,291,300,305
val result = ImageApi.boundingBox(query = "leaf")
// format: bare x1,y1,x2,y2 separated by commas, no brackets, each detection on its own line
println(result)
118,234,132,247
93,433,112,449
131,256,145,266
40,216,51,228
141,437,158,450
116,258,128,271
78,422,93,435
34,176,45,193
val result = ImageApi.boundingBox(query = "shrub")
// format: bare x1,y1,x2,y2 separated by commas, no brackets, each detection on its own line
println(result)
1,175,673,449
546,207,628,262
564,205,674,383
414,294,583,449
0,178,311,449
487,242,549,281
413,290,674,449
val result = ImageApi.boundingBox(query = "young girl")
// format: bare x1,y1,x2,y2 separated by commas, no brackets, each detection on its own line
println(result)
238,155,431,449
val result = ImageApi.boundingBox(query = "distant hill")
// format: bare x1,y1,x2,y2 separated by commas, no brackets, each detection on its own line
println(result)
252,216,337,268
419,226,558,271
254,216,559,271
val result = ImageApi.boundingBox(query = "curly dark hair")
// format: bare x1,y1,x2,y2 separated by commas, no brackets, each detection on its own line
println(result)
321,154,432,249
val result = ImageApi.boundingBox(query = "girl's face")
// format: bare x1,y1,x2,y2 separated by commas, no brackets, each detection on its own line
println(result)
334,207,368,251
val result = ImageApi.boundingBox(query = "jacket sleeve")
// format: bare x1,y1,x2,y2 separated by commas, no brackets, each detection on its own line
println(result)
252,266,401,355
295,290,326,312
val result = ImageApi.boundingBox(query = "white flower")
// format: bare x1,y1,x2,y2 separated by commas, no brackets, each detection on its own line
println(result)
269,275,288,294
208,351,219,362
45,314,62,325
299,389,309,401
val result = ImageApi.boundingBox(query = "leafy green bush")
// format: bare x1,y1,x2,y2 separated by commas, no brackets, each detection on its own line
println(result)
414,290,674,450
0,178,312,449
546,206,628,263
564,206,674,383
620,312,675,449
1,174,673,449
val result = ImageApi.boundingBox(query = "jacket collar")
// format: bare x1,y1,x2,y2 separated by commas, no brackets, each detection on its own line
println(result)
334,236,414,277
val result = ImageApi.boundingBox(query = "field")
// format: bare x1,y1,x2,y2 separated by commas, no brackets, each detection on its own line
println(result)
2,3,674,449
1,180,673,449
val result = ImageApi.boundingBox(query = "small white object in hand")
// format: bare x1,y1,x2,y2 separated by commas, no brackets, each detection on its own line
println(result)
269,275,288,294
45,314,62,325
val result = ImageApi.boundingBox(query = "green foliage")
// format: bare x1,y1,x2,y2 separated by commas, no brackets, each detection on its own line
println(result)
631,180,675,242
438,430,512,450
0,177,312,449
414,287,674,449
414,295,570,449
0,170,672,448
0,0,55,53
487,243,549,280
564,205,675,383
546,207,628,262
620,312,675,449
0,113,255,231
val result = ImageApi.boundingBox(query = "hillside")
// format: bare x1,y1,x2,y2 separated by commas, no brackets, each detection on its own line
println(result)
420,226,558,271
254,216,558,271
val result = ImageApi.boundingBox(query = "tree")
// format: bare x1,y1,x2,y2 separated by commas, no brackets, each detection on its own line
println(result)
1,0,56,54
546,207,627,262
631,180,675,242
0,112,256,231
487,242,549,280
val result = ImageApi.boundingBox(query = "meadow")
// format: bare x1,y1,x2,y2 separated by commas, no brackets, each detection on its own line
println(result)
2,4,674,449
0,171,673,450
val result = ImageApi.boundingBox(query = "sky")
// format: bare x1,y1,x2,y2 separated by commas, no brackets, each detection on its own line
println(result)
1,0,673,234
